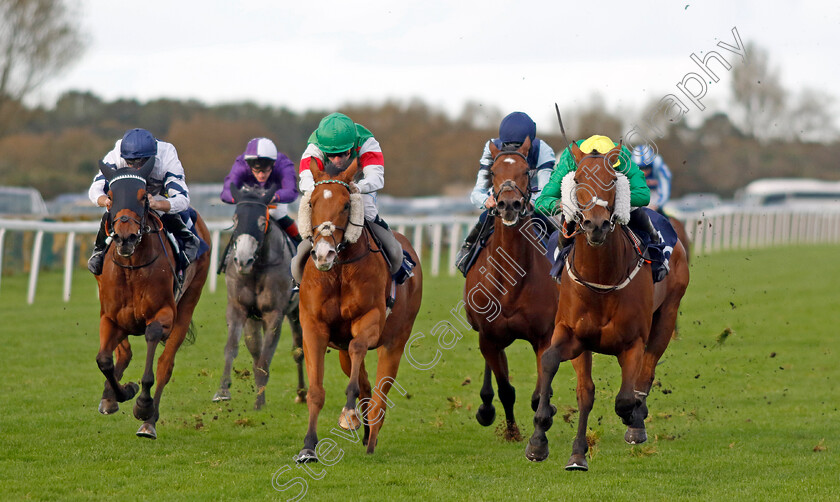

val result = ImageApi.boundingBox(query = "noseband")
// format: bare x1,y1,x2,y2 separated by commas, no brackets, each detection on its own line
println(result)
309,179,366,256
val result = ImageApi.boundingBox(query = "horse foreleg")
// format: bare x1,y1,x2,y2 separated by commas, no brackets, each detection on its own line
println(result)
336,350,369,434
526,324,579,462
133,319,168,427
566,352,594,471
363,343,407,454
297,323,327,463
479,340,519,440
615,337,645,439
136,319,184,440
96,320,137,414
287,307,307,404
253,312,283,410
342,311,380,435
475,363,496,427
213,304,247,402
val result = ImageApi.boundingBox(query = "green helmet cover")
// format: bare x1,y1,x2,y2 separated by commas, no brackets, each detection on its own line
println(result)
315,113,357,153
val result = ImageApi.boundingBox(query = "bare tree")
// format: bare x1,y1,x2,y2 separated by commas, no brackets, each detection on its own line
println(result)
730,41,786,141
787,88,837,143
0,0,86,133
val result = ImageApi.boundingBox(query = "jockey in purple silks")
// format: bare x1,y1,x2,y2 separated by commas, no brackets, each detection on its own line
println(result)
220,137,302,246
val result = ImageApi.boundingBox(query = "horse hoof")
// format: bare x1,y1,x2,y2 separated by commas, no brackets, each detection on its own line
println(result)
525,438,549,462
295,390,307,404
338,407,361,431
136,423,157,439
123,382,139,400
294,449,318,463
475,404,496,427
565,455,588,471
99,399,119,415
254,399,265,411
212,389,231,402
625,427,647,445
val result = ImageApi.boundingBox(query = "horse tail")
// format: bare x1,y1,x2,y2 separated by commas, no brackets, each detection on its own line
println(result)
184,321,197,346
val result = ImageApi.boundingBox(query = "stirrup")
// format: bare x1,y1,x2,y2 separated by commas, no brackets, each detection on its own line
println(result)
88,250,106,275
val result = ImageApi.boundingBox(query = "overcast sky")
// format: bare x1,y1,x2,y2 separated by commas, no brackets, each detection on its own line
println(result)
37,0,840,132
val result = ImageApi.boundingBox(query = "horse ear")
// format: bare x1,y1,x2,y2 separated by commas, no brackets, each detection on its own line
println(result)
339,159,359,183
229,182,242,202
261,183,277,205
489,141,500,159
309,157,327,182
569,142,584,163
607,143,624,168
99,161,117,181
138,156,155,180
518,137,532,156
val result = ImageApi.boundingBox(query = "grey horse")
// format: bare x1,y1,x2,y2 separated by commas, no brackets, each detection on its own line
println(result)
212,183,306,409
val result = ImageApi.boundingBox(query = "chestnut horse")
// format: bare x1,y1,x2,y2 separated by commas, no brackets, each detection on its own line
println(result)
464,138,558,440
525,142,689,469
295,160,423,461
95,159,211,439
213,183,306,409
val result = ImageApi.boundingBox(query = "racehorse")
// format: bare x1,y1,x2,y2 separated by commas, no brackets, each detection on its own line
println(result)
94,159,211,439
295,159,423,461
464,138,559,440
525,142,690,469
212,183,306,410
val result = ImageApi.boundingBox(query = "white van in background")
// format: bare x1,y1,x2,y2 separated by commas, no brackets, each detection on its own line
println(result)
738,178,840,207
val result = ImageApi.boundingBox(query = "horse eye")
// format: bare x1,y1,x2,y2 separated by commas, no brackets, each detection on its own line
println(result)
344,202,350,211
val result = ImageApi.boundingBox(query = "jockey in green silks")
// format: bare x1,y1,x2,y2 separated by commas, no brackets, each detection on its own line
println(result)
534,134,660,245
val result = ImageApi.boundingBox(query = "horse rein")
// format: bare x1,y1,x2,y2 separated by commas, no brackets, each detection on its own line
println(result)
565,226,646,293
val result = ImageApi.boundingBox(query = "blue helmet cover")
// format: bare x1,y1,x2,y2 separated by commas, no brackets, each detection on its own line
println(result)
120,128,158,159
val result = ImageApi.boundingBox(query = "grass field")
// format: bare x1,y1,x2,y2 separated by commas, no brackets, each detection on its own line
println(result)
1,245,838,501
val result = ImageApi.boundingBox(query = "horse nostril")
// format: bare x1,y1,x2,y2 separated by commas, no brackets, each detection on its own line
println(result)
513,200,522,211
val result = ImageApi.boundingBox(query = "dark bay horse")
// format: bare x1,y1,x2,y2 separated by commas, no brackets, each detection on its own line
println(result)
525,142,689,469
213,183,306,409
295,159,422,462
95,159,211,439
464,138,558,440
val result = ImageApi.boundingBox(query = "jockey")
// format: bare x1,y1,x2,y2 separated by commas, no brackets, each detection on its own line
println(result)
455,111,556,274
534,134,660,245
292,112,403,282
87,128,200,275
220,137,302,246
632,144,672,214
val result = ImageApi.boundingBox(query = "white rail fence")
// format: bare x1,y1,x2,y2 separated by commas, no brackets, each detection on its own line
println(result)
1,207,839,304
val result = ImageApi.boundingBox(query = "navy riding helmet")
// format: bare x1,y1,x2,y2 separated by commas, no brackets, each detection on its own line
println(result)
498,112,536,145
120,128,158,159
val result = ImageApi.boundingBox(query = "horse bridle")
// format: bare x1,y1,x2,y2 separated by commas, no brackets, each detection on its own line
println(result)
489,150,534,218
231,199,288,267
568,153,620,232
309,179,369,262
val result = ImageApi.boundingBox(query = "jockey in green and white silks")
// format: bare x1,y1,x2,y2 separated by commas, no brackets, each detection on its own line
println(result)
534,134,660,246
291,112,403,285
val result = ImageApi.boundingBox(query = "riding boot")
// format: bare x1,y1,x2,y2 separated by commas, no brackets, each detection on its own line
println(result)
87,213,111,275
277,215,303,248
455,219,483,275
160,212,201,271
369,215,403,275
291,238,313,286
630,208,661,244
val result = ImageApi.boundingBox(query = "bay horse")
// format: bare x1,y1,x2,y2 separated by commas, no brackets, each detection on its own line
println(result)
95,159,211,439
464,137,558,440
525,142,690,469
213,183,306,409
295,159,423,461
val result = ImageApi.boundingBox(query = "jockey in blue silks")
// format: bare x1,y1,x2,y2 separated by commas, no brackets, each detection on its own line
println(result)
632,144,672,214
455,111,556,275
